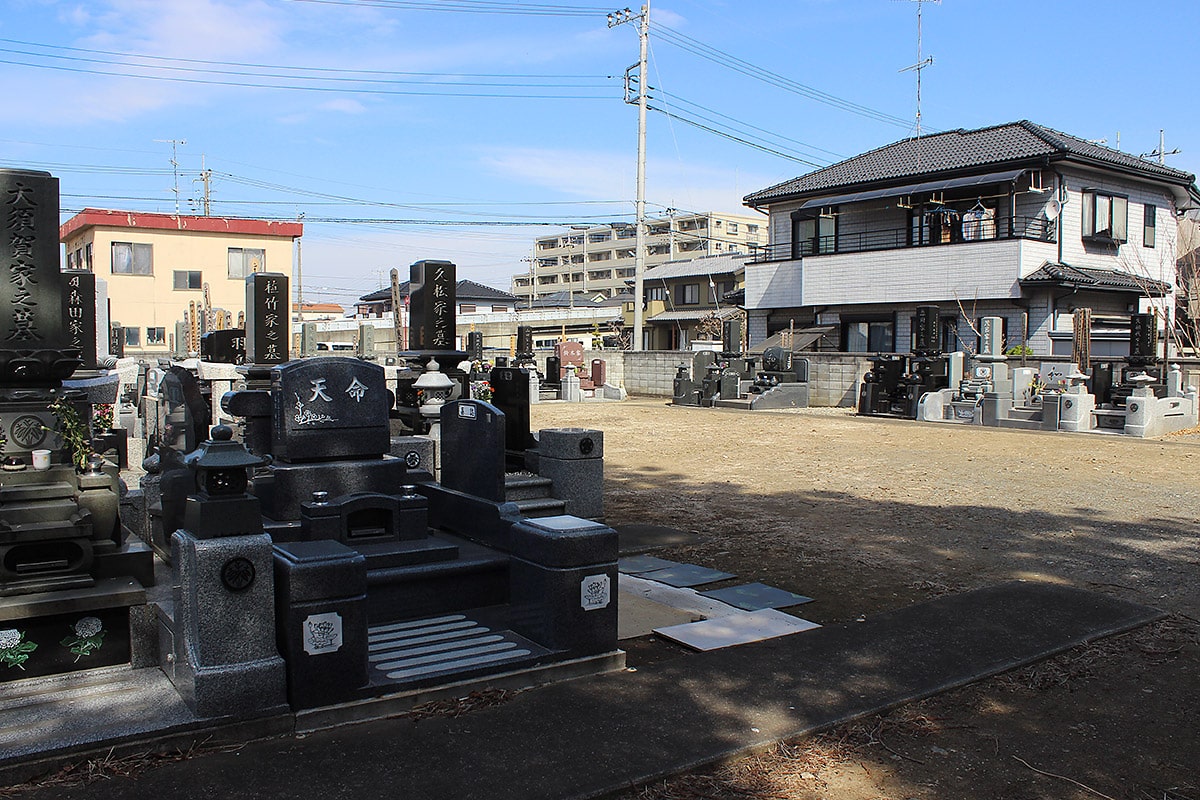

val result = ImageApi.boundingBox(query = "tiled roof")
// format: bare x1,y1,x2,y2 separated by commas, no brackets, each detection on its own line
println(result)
745,120,1197,205
359,279,517,303
642,253,750,282
1019,262,1170,296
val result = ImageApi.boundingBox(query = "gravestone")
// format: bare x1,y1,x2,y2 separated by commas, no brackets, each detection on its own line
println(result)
357,324,375,357
300,322,317,357
409,260,456,352
439,399,506,502
722,318,742,354
200,329,246,365
914,304,940,356
245,272,289,365
63,269,98,370
109,324,124,358
1,169,80,381
544,356,561,386
270,357,391,462
555,341,584,369
466,331,484,362
516,325,534,362
489,366,536,464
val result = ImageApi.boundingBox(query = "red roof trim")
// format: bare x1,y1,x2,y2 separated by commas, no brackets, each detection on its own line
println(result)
60,208,303,241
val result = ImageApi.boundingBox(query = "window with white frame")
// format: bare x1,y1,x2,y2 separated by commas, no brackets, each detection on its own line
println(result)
1081,190,1128,243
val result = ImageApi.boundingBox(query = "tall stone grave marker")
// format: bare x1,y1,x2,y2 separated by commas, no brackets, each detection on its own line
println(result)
63,269,98,370
1,169,80,381
409,259,455,352
245,272,289,365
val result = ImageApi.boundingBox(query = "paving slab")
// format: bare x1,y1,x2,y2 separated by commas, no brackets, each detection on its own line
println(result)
654,608,820,651
7,581,1162,800
635,563,736,588
699,582,815,611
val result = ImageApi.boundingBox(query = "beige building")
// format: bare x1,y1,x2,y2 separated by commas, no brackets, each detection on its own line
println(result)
513,211,768,302
60,208,302,353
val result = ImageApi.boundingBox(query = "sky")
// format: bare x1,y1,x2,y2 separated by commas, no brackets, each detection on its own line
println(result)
3,0,1199,311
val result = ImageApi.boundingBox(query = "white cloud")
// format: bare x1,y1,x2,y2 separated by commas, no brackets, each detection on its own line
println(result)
319,98,367,115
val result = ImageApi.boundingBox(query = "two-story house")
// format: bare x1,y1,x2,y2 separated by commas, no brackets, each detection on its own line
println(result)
631,253,747,350
742,121,1200,356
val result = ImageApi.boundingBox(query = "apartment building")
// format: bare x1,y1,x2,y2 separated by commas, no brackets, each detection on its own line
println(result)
60,208,302,353
512,211,767,302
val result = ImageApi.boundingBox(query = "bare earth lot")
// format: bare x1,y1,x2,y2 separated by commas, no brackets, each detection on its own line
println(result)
531,399,1200,800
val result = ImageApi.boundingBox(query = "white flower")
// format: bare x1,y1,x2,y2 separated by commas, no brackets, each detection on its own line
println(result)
73,617,103,638
0,629,20,649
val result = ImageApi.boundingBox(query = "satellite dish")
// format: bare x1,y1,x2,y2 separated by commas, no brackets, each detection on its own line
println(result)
1045,199,1061,221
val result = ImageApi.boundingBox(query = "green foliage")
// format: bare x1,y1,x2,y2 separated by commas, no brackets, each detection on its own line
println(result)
1005,344,1034,356
48,396,91,471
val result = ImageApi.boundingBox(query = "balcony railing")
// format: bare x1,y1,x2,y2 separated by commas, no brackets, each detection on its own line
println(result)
749,214,1055,263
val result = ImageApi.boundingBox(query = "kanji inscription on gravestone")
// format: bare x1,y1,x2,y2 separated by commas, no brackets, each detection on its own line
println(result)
246,272,289,365
62,270,98,369
271,358,391,461
409,260,456,351
1,169,69,349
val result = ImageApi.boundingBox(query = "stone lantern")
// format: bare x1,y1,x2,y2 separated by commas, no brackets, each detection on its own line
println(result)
181,424,267,539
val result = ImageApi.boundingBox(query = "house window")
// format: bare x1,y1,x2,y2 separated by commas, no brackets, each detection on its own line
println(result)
747,224,759,235
842,318,894,352
84,243,92,269
646,286,665,302
227,247,266,279
147,327,166,345
682,284,700,304
1144,204,1156,248
460,303,476,313
124,327,142,348
792,210,836,257
1081,190,1128,243
111,242,153,275
173,270,202,290
728,222,738,234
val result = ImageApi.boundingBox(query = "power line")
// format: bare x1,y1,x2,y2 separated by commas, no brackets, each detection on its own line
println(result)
287,0,611,16
653,22,915,130
0,56,613,100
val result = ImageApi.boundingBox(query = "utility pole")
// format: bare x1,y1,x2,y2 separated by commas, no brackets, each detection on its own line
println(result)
610,3,649,351
154,138,187,215
199,155,212,216
295,212,305,321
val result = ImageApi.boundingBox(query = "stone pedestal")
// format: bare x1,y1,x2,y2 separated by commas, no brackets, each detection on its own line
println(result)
535,428,604,519
1057,386,1096,432
508,515,617,658
169,530,287,718
561,368,582,403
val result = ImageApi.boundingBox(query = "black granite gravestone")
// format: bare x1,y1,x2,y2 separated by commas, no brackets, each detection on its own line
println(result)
489,367,535,460
516,325,534,360
109,325,124,358
245,272,289,365
270,357,391,462
201,329,246,365
0,169,80,383
409,260,456,352
466,331,484,362
63,270,98,370
439,399,506,502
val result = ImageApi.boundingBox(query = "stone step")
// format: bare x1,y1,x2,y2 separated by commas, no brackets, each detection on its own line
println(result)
504,474,554,501
513,497,567,519
712,398,752,409
367,613,549,688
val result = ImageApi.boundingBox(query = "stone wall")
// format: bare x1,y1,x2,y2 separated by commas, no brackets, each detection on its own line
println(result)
608,350,1200,407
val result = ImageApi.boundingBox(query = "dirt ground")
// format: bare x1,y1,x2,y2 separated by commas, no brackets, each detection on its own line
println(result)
530,399,1200,800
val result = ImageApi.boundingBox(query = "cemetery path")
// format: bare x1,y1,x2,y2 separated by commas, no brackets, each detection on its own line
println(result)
531,399,1200,800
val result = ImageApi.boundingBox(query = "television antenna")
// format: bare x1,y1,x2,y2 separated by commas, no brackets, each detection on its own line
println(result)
154,138,187,215
898,0,939,150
